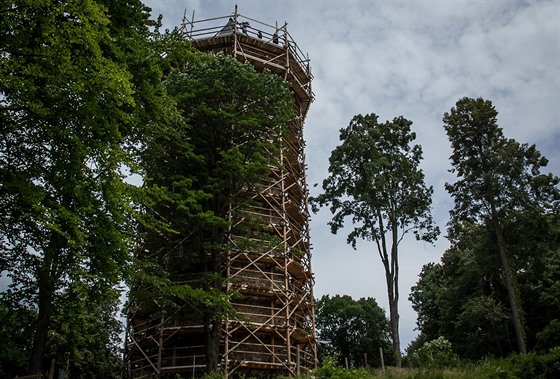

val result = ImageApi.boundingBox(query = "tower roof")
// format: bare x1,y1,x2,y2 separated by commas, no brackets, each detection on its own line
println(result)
181,8,314,118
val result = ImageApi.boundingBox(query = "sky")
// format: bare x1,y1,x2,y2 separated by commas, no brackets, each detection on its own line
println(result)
142,0,560,351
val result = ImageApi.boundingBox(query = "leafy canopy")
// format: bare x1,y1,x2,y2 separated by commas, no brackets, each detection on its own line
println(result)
0,0,161,374
443,97,559,225
315,295,392,368
312,113,438,248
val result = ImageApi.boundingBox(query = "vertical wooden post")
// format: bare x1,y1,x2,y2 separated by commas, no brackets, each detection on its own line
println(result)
296,344,301,376
379,347,385,375
284,22,290,80
189,10,195,39
192,354,196,378
157,316,164,377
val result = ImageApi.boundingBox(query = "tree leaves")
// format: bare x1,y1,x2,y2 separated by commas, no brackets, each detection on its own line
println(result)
443,97,560,227
1,1,155,374
443,97,560,354
312,113,438,248
315,295,392,368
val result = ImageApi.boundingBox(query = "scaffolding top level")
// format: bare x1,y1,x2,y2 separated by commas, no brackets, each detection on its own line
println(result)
180,8,314,112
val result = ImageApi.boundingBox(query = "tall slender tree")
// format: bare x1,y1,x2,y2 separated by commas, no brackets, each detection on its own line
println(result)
443,97,560,354
312,114,439,367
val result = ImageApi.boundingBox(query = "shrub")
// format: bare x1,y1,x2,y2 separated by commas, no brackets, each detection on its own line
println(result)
507,349,560,379
316,356,376,379
408,337,459,369
535,319,560,353
471,349,560,379
200,371,226,379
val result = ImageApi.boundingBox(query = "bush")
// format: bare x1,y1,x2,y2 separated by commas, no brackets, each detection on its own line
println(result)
200,371,226,379
316,356,376,379
535,319,560,353
507,349,560,379
471,349,560,379
408,337,459,369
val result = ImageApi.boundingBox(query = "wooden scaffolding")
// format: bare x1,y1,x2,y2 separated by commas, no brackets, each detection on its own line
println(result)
124,8,316,378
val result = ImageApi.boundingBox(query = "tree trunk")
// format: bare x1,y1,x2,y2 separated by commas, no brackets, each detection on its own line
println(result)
378,214,402,368
205,244,222,372
29,236,62,375
384,267,401,367
494,224,526,354
29,273,54,374
388,294,401,368
205,315,221,372
390,226,402,367
385,272,401,367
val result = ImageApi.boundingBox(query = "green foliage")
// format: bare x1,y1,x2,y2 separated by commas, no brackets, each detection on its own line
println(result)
316,295,392,368
472,350,560,379
0,0,161,374
311,114,439,247
536,319,560,353
411,97,560,360
46,284,122,378
136,34,294,255
410,219,560,360
443,97,560,354
0,300,35,377
408,337,459,369
127,30,296,371
133,33,294,278
316,356,376,379
285,350,560,379
443,97,559,226
199,370,227,379
407,263,445,340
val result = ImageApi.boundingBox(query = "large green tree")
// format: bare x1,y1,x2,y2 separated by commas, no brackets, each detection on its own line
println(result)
0,0,158,375
410,217,560,359
130,32,296,372
312,114,439,367
443,97,560,354
410,223,514,359
315,295,392,368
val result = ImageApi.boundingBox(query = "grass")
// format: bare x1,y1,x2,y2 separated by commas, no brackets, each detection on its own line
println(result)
199,349,560,379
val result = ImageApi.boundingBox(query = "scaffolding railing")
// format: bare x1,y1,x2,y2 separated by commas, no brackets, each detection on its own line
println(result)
180,7,314,117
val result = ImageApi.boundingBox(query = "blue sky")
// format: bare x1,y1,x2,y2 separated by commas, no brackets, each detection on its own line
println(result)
143,0,560,350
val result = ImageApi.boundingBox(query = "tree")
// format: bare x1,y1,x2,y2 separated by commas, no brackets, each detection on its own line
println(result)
0,1,156,374
443,97,560,354
130,32,295,372
410,222,513,359
410,217,560,359
407,262,446,342
0,299,35,377
312,114,439,367
46,282,122,378
315,295,392,368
